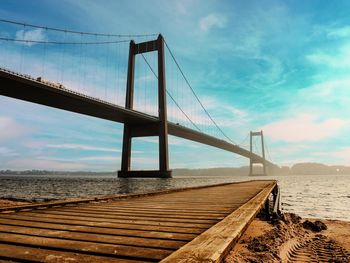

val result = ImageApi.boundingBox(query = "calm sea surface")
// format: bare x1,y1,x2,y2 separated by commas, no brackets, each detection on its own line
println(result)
0,174,349,221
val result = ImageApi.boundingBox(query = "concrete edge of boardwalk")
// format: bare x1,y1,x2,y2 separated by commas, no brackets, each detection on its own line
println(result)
161,181,276,263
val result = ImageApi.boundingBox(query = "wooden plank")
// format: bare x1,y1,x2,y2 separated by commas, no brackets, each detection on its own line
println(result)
0,214,204,234
96,199,251,206
0,243,145,263
75,205,231,214
0,218,197,241
26,208,224,221
95,200,243,205
0,224,185,249
13,211,215,228
160,182,276,263
19,211,213,228
53,206,228,217
92,204,235,210
89,201,241,206
0,232,173,260
86,204,234,213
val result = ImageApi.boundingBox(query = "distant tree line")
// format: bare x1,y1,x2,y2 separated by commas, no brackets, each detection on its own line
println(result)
1,163,349,176
174,163,350,176
0,170,115,175
279,163,350,175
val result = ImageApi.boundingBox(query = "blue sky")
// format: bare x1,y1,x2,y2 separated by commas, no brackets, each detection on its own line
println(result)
1,0,350,171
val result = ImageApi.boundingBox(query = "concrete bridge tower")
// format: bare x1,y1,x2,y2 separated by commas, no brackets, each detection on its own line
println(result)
118,35,171,178
249,130,267,176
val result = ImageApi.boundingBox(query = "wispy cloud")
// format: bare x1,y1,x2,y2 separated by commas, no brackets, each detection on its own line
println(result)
79,155,120,161
38,155,120,162
298,78,350,105
0,147,19,157
306,43,350,69
313,24,350,39
199,13,227,33
0,116,29,142
46,143,121,153
332,148,350,164
15,28,47,46
327,26,350,38
263,114,346,142
5,158,85,171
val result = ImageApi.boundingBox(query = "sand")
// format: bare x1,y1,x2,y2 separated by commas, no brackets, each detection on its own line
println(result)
225,213,350,262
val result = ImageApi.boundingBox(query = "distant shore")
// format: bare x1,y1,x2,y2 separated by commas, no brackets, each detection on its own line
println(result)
3,162,350,176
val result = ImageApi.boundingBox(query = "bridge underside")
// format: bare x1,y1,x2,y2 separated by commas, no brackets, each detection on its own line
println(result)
0,70,274,174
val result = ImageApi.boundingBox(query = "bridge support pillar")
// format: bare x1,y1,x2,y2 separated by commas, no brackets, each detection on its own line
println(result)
249,130,267,176
118,35,171,178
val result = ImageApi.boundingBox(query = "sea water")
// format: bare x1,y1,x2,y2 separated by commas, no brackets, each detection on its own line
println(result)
0,173,349,221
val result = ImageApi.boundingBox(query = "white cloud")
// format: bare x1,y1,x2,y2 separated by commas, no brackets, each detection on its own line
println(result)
37,155,120,162
15,28,46,46
134,74,154,83
299,78,350,104
332,148,350,164
175,0,191,14
327,26,350,38
314,24,350,39
0,147,19,157
306,43,350,69
138,137,158,144
79,156,120,161
262,114,346,142
307,52,350,69
5,158,85,171
46,143,121,153
199,13,227,33
0,116,29,142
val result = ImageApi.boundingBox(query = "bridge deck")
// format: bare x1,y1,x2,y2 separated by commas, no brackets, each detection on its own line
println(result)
0,180,276,262
0,68,273,166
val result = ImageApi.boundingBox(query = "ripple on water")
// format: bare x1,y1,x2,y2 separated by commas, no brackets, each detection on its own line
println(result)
0,173,349,220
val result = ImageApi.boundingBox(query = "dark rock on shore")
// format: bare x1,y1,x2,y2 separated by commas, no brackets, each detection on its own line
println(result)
302,220,327,232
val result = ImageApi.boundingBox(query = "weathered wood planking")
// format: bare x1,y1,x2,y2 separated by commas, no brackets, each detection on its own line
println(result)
160,182,276,262
0,180,276,262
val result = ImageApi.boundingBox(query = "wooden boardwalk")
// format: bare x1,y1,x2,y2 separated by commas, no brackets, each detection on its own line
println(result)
0,180,276,262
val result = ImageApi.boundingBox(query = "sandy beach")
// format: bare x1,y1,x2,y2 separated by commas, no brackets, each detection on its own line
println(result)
225,213,350,262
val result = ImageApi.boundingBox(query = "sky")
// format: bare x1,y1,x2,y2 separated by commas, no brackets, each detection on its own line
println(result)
1,0,350,171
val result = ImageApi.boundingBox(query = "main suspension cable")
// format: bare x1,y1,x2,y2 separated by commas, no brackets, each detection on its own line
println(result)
0,18,158,38
163,40,236,144
0,37,130,45
140,53,202,132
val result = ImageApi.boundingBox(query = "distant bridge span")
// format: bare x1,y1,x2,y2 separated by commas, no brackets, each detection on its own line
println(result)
0,69,273,166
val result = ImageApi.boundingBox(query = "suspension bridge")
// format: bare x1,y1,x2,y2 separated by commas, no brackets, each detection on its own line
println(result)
0,19,276,177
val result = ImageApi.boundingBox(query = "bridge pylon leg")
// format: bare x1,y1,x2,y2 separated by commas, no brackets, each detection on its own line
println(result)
118,35,172,178
249,130,267,176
